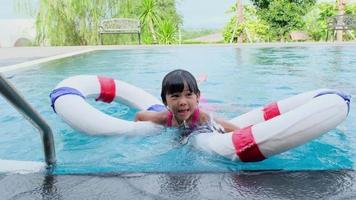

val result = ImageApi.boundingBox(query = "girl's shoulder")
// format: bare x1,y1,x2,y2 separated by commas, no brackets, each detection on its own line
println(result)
198,109,210,123
149,111,169,126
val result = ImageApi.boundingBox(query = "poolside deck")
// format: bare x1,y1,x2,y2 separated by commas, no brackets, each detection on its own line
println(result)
1,44,356,199
1,171,355,199
1,42,356,70
0,46,91,66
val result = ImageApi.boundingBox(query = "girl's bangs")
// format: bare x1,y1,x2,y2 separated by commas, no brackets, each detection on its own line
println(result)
166,77,186,94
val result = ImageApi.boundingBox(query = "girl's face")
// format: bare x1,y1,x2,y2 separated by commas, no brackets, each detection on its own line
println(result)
165,83,200,123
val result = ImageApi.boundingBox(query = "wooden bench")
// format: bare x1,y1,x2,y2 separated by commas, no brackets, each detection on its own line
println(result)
99,18,141,45
326,14,356,41
289,31,309,41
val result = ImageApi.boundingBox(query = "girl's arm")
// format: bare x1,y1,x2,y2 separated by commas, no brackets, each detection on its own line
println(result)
135,111,166,125
214,117,240,133
200,110,239,133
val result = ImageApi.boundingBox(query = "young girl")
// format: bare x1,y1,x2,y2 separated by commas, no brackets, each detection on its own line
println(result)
135,69,239,137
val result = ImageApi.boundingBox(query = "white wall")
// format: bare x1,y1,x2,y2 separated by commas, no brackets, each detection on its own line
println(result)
0,19,35,47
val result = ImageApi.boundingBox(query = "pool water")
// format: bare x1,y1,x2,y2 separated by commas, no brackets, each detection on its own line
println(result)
1,45,355,174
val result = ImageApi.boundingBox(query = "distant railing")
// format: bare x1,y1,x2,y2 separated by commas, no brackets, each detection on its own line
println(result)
326,14,356,41
0,74,56,167
99,18,141,45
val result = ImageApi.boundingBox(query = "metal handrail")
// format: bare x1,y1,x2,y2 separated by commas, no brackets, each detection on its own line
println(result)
0,74,56,167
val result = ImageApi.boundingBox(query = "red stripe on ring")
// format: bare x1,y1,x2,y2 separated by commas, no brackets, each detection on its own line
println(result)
232,126,265,162
96,76,116,103
262,102,280,121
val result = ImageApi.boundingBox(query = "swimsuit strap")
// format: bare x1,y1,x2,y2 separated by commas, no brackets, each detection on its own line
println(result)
167,111,173,127
191,108,200,126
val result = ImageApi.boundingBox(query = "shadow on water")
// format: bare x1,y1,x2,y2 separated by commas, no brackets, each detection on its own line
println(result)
1,170,356,199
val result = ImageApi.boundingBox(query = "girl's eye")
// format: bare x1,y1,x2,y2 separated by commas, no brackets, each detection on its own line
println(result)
186,93,193,96
171,94,179,98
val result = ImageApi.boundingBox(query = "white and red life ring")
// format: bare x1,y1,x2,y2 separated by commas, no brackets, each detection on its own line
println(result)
51,75,350,162
50,75,163,135
193,89,350,162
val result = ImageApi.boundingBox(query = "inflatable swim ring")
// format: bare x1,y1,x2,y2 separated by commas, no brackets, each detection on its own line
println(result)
193,89,350,162
50,75,163,135
50,75,350,162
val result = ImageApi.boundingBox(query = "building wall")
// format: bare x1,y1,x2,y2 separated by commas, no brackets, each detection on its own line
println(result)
0,19,35,47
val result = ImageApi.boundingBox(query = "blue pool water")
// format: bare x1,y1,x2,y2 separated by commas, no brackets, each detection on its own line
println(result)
1,45,355,174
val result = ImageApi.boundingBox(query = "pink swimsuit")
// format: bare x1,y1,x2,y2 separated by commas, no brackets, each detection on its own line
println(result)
166,108,200,128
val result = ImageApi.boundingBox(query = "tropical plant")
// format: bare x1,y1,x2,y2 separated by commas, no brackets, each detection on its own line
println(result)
156,19,177,44
139,0,182,44
139,0,161,43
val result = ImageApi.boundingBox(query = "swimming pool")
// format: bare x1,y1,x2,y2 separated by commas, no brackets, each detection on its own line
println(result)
1,45,355,174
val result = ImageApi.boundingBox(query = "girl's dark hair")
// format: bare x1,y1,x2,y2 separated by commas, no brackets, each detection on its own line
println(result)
161,69,200,104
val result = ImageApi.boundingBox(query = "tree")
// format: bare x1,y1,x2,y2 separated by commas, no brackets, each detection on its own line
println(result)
303,3,336,41
236,0,244,43
251,0,316,9
34,0,120,46
224,4,270,43
304,2,356,41
336,0,346,41
250,0,316,41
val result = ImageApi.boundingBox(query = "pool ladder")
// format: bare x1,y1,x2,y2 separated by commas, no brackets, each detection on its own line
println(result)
0,74,56,168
